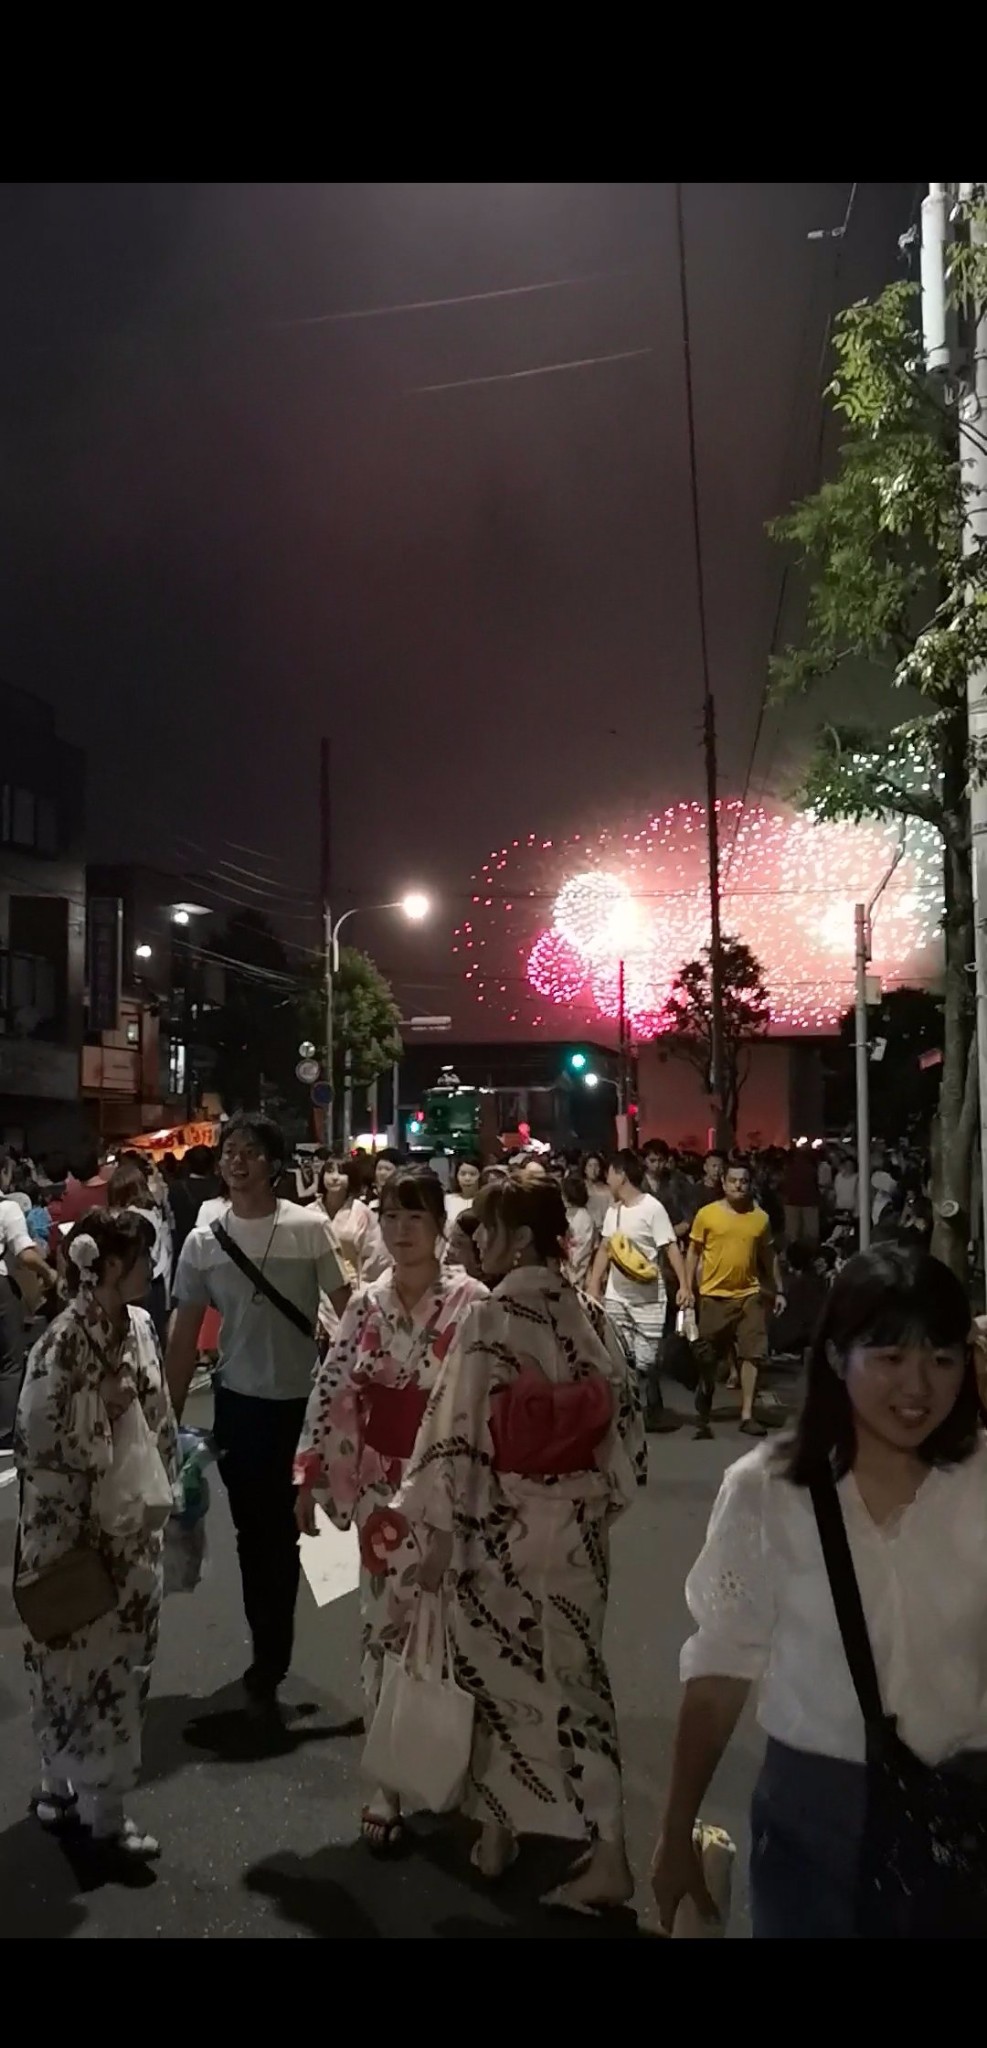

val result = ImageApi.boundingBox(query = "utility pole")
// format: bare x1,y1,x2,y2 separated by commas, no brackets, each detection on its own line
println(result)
854,829,906,1254
703,692,728,1146
675,181,728,1148
854,905,872,1252
617,957,627,1115
319,737,333,1148
921,183,987,1246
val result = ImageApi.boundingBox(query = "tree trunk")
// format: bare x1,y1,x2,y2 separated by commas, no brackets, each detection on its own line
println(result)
931,827,975,1278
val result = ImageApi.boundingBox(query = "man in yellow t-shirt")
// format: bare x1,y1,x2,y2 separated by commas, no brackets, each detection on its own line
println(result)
686,1160,782,1441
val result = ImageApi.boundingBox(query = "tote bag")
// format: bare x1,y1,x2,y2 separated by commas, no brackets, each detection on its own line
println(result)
362,1591,474,1814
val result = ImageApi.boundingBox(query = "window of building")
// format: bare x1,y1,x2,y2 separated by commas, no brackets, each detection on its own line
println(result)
0,787,58,853
5,952,56,1027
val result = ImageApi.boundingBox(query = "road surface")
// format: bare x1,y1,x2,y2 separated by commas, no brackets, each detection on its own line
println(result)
0,1378,786,1938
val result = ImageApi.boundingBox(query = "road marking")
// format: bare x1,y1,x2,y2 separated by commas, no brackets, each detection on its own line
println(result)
299,1506,360,1606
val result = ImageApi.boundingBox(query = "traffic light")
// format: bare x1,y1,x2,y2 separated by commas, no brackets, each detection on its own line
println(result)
567,1050,588,1073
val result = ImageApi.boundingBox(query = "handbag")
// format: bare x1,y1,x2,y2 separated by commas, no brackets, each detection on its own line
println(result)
608,1206,659,1286
811,1472,987,1938
211,1220,315,1340
13,1518,116,1646
362,1590,474,1814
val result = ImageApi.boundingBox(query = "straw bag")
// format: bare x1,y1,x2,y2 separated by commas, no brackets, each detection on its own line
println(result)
362,1591,474,1814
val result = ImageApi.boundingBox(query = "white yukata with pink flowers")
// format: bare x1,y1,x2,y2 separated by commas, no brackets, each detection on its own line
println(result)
295,1268,487,1714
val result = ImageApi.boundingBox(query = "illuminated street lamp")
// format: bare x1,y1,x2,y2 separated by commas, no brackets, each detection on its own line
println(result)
135,943,153,960
326,893,433,1147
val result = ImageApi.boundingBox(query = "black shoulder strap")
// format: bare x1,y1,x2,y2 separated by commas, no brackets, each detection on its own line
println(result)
210,1220,314,1341
809,1472,885,1730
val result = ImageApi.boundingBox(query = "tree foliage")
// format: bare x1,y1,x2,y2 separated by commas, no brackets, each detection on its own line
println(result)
768,249,987,1273
665,934,770,1135
830,984,944,1140
297,945,402,1104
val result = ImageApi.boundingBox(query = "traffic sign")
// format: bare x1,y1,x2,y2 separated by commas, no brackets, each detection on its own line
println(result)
296,1058,321,1085
310,1080,333,1107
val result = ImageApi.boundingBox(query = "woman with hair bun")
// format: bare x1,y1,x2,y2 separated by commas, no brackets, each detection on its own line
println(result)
389,1177,643,1910
14,1208,178,1864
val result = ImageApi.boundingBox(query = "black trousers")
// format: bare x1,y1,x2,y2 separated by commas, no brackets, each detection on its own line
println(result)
212,1383,308,1694
0,1276,26,1444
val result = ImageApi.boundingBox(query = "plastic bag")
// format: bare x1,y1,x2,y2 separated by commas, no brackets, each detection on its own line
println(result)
164,1428,215,1595
362,1592,474,1814
95,1399,174,1535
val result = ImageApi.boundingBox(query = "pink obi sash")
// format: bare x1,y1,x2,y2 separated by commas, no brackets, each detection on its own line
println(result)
362,1382,428,1461
488,1369,613,1477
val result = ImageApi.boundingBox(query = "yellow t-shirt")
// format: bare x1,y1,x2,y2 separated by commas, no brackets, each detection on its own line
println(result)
690,1201,770,1299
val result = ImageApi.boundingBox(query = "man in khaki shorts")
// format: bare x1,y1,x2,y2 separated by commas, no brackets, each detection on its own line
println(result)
686,1159,783,1440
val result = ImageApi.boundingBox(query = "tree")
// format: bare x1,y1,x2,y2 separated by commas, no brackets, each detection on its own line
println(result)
297,945,402,1109
828,985,944,1140
768,264,987,1274
665,934,770,1136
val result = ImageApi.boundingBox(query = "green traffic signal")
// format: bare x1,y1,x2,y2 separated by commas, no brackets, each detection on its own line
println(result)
568,1050,588,1072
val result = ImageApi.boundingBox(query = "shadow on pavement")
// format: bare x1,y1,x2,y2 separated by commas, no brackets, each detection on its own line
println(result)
245,1818,648,1941
178,1682,363,1765
0,1814,107,1936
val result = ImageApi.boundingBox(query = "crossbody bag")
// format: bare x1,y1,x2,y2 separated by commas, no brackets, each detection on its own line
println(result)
211,1220,315,1341
810,1471,987,1938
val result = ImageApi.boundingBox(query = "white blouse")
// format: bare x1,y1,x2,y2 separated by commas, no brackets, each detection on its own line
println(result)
681,1437,987,1767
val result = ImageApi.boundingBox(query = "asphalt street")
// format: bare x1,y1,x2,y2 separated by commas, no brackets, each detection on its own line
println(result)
0,1376,793,1939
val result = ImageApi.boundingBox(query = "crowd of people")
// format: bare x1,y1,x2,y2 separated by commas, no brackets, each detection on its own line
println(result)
6,1112,986,1939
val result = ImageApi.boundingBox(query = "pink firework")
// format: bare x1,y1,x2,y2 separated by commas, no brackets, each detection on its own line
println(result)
455,803,942,1036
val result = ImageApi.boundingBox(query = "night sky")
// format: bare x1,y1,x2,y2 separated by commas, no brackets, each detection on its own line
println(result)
0,181,918,1029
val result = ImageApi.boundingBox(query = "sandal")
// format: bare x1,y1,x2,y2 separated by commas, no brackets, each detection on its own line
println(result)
32,1788,79,1833
360,1806,405,1854
91,1818,161,1860
470,1829,519,1880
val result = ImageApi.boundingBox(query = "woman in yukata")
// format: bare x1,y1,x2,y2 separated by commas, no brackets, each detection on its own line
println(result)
388,1178,644,1912
294,1168,486,1849
15,1207,177,1866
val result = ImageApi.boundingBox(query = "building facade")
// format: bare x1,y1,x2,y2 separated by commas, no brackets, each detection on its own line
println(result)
0,682,87,1153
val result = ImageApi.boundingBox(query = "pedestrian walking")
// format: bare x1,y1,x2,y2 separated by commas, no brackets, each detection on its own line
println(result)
106,1161,172,1343
582,1151,610,1228
294,1169,486,1850
588,1148,688,1427
391,1179,641,1909
561,1168,597,1288
686,1159,783,1438
15,1210,177,1864
319,1155,389,1288
0,1171,59,1451
652,1245,987,1939
166,1112,350,1723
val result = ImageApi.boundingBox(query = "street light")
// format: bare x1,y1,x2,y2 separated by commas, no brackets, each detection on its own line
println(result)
135,943,153,961
325,892,433,1146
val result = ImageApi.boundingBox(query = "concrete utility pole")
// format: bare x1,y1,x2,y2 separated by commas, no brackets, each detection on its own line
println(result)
854,830,904,1252
921,183,987,1242
320,737,333,1148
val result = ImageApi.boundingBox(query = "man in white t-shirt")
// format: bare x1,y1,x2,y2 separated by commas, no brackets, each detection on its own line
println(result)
166,1112,350,1720
0,1150,59,1449
588,1148,688,1426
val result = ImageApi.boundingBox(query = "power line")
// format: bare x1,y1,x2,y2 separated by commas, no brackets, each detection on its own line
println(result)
413,345,652,397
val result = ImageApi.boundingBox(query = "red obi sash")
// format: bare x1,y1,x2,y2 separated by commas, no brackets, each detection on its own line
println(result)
362,1382,428,1461
488,1369,613,1477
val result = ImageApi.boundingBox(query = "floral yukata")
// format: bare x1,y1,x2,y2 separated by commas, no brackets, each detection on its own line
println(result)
14,1297,178,1803
295,1268,487,1714
394,1267,644,1845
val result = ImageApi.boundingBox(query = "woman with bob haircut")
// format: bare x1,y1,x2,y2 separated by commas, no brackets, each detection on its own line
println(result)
652,1244,987,1939
294,1169,486,1851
